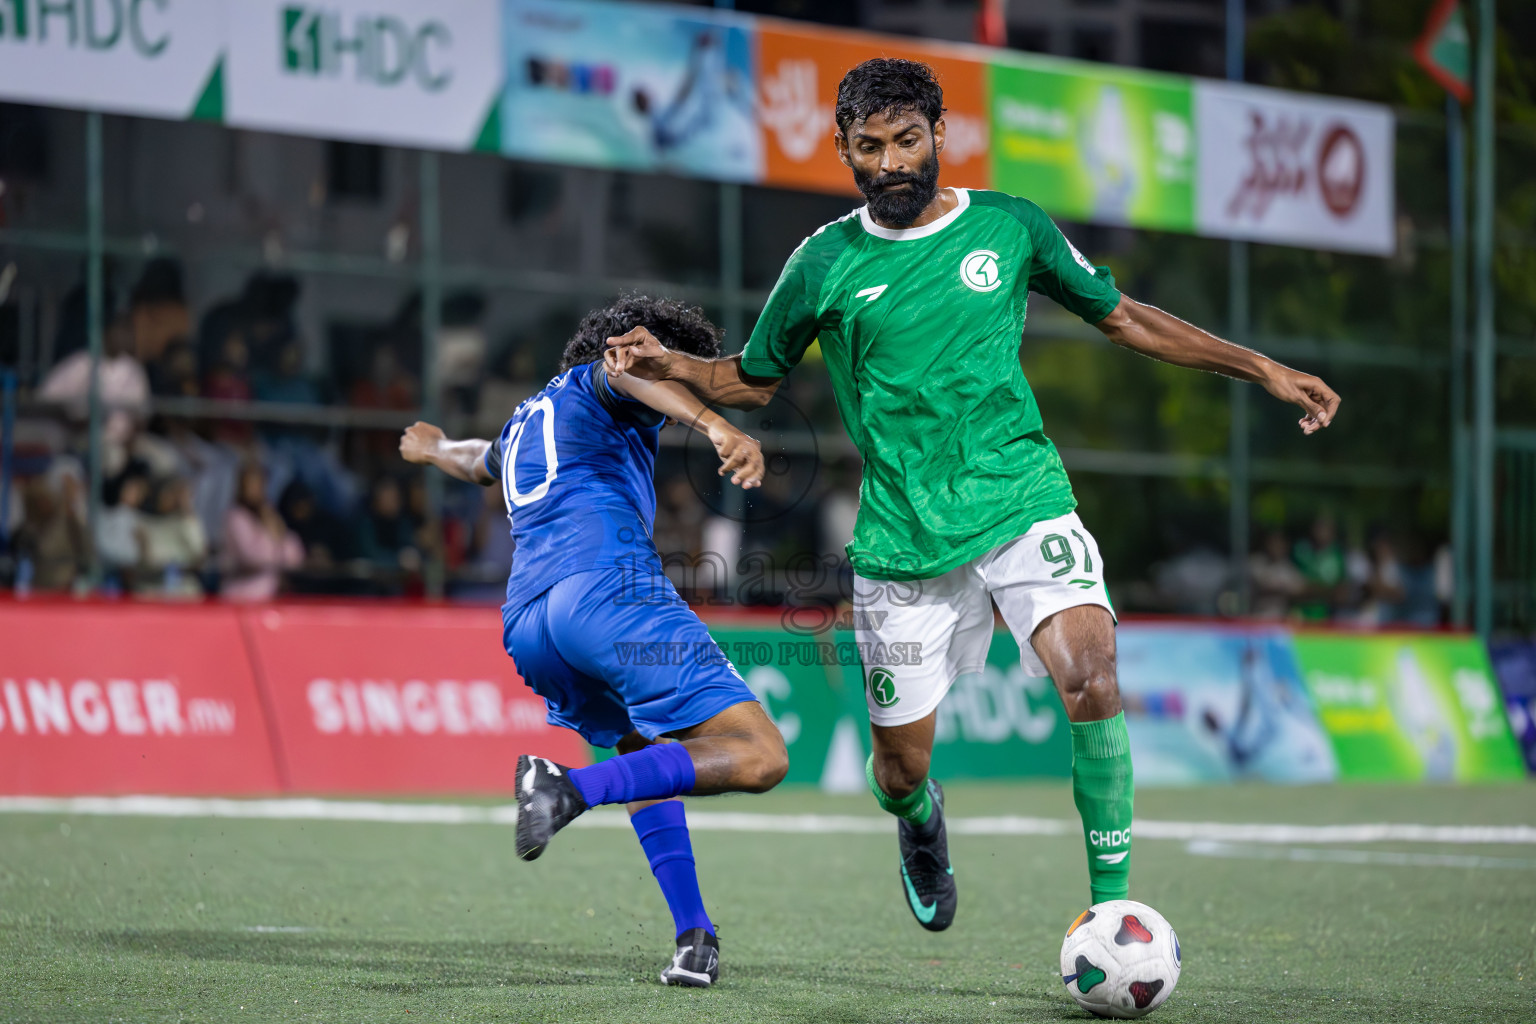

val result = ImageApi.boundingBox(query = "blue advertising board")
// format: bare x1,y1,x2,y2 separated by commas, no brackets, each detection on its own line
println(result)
501,0,759,180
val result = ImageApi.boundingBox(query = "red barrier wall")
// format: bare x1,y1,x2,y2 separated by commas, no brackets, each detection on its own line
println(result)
0,601,589,796
243,604,588,793
0,603,282,795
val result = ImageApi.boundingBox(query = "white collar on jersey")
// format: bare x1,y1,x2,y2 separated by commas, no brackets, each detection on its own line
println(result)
857,187,971,241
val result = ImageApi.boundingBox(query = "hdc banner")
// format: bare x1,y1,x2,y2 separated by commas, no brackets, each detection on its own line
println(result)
243,604,588,793
1194,80,1395,256
0,604,281,795
0,0,223,119
225,0,502,149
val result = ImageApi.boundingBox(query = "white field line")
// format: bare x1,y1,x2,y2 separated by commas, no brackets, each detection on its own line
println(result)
1,795,1534,847
1186,839,1536,870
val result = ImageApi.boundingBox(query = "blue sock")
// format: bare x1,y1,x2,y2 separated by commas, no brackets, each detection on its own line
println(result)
631,801,713,939
569,742,696,807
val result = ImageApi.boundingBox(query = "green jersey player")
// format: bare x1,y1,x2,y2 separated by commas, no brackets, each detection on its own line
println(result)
607,59,1340,930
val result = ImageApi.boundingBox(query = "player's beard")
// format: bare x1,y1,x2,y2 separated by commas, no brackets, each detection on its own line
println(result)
854,146,941,228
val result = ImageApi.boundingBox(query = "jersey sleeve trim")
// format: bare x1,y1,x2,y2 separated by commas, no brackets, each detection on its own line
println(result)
591,362,666,427
483,428,504,481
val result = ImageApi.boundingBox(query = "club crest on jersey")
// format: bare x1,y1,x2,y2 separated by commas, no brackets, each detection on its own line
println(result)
959,249,1003,293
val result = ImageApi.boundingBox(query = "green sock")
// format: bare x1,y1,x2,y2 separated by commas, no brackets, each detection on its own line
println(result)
865,755,933,825
1071,712,1134,905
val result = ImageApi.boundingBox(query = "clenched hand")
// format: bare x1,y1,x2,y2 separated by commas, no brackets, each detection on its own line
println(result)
399,421,445,464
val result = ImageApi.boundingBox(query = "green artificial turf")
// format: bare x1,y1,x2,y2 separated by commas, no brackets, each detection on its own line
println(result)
1,783,1533,1023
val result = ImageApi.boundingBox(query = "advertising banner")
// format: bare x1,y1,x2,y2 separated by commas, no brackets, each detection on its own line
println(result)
243,604,588,793
1292,633,1525,781
501,0,759,181
988,57,1195,232
927,630,1072,781
1490,641,1536,774
710,626,866,790
756,21,990,196
1194,80,1395,255
0,604,281,795
0,0,223,119
225,0,502,149
1117,624,1336,784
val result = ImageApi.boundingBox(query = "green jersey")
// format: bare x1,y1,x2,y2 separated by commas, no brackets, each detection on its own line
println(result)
741,188,1122,581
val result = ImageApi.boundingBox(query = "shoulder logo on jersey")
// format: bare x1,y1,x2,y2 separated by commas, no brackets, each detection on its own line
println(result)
855,284,888,303
959,249,1003,293
1061,231,1097,276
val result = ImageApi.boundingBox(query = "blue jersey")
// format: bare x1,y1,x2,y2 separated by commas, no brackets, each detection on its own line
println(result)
484,361,666,609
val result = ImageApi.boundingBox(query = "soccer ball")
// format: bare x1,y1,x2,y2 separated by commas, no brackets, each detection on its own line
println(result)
1060,899,1181,1018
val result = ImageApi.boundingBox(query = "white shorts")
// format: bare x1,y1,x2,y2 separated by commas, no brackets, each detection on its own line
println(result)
854,511,1115,727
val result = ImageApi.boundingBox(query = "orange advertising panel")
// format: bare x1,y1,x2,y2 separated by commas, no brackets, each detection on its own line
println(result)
757,22,991,196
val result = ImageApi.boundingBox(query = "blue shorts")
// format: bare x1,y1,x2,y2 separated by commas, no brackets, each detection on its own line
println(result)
502,568,758,749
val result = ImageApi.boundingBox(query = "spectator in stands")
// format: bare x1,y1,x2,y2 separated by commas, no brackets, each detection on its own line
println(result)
349,345,419,470
356,475,420,576
96,468,150,591
254,341,322,406
149,338,200,398
255,339,358,516
1346,529,1405,627
139,476,207,598
1249,528,1307,620
350,345,417,411
1396,533,1442,627
405,476,442,567
203,329,254,445
37,313,150,474
1293,512,1347,621
239,273,301,376
221,461,303,602
128,258,191,369
198,272,301,378
12,474,85,592
278,479,350,569
157,417,240,550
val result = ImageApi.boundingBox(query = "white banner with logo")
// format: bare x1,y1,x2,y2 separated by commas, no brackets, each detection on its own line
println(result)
224,0,501,149
0,0,223,118
1195,80,1395,256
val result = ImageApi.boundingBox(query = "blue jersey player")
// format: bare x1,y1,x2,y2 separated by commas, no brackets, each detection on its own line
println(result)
399,296,787,988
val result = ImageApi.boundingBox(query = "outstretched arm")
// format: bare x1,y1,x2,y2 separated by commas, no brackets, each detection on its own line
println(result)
604,327,782,410
1095,295,1341,435
609,372,765,489
399,422,496,485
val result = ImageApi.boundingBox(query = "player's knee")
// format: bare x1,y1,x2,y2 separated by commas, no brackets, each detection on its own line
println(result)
735,737,788,794
1060,664,1122,721
873,748,930,799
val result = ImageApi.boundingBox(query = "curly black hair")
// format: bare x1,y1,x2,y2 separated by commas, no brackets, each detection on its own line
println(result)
559,294,724,372
834,58,945,135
